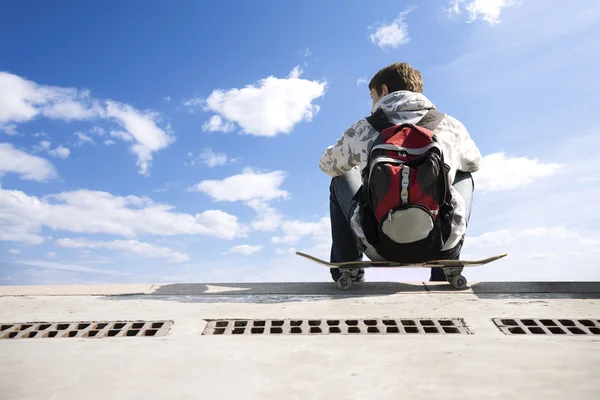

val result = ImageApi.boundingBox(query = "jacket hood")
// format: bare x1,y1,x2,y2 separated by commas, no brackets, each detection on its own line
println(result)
372,90,437,125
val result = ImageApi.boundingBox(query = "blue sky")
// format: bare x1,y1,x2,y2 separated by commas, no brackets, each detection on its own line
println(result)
1,0,600,285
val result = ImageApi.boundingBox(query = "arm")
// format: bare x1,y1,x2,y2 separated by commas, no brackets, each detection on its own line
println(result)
319,122,362,177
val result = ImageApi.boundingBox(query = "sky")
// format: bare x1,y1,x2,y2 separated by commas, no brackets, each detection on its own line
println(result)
1,0,600,286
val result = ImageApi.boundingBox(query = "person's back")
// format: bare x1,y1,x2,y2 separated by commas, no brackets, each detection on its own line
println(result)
319,62,482,283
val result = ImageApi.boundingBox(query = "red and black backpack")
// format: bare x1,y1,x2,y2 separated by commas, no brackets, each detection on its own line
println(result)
359,108,454,263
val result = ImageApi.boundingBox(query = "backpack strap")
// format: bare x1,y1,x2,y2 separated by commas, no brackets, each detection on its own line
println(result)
416,109,445,132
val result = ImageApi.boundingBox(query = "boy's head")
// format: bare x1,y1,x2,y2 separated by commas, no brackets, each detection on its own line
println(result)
369,62,423,109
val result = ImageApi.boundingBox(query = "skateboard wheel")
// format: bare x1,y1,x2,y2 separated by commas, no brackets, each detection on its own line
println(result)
450,275,467,290
337,276,353,290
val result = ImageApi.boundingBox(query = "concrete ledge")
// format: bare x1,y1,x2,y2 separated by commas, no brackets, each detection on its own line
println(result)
0,284,154,297
0,281,599,297
426,281,600,294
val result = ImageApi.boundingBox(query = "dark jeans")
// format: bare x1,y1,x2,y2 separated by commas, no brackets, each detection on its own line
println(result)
329,168,474,282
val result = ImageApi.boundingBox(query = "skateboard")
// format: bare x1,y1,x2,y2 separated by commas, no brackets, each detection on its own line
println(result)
295,251,508,290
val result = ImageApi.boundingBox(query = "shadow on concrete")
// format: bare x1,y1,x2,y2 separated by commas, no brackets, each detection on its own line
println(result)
100,282,428,304
99,281,600,304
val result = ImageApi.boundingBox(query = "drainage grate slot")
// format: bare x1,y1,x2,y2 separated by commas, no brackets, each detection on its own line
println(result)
493,318,600,336
202,318,470,335
0,321,173,339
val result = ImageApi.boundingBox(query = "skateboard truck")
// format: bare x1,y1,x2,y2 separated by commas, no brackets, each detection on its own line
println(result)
336,269,361,290
442,266,467,290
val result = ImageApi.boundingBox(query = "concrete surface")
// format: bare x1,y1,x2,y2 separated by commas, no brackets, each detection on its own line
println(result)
1,281,599,399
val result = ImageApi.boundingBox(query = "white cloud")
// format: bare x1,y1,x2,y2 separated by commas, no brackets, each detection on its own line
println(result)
48,145,70,159
247,199,282,232
110,130,134,142
275,248,296,255
0,72,174,176
0,124,18,135
199,66,326,136
199,148,228,167
46,252,56,258
462,226,600,281
55,238,190,263
0,187,246,244
356,77,368,86
369,7,415,49
0,143,57,181
189,169,287,232
16,259,132,277
202,115,235,133
190,168,289,202
473,152,561,192
6,249,21,255
37,140,52,151
74,131,95,146
182,97,204,113
272,217,330,245
0,72,103,125
186,148,237,167
104,140,116,146
299,48,311,57
446,0,520,24
105,101,175,176
90,126,105,136
152,182,177,193
229,245,263,255
163,96,171,103
467,226,600,248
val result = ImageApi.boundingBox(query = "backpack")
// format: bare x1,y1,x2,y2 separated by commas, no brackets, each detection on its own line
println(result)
359,108,454,263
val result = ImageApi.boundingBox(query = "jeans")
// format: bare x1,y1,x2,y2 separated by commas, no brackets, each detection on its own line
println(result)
328,168,474,282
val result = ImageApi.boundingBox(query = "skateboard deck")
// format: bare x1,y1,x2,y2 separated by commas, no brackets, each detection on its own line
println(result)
295,251,507,268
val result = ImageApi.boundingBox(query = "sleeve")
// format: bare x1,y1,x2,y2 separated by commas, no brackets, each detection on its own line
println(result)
446,115,482,173
319,121,362,177
458,125,482,173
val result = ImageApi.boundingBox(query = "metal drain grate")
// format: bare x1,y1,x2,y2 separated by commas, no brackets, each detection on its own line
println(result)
202,318,470,335
493,318,600,335
0,320,173,339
